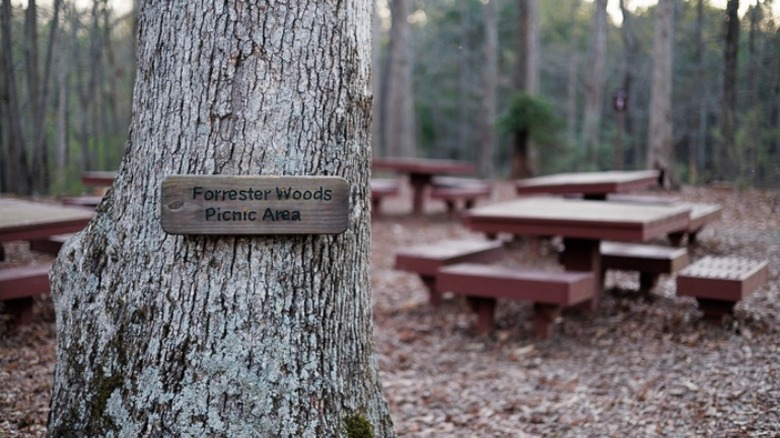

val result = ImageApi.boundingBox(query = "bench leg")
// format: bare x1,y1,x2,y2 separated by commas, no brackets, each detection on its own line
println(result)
466,296,496,335
696,298,736,322
3,297,36,327
444,200,456,214
560,238,601,310
533,303,561,340
419,276,441,306
668,231,685,247
687,230,700,246
639,273,660,294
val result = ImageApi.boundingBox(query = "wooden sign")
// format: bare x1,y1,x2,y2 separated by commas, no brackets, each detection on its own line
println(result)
160,175,350,235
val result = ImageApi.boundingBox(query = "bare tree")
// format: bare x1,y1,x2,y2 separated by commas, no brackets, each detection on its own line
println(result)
647,0,675,188
720,0,739,180
478,0,498,177
581,0,607,166
47,1,394,436
512,0,541,178
384,0,416,157
1,0,32,194
618,0,638,170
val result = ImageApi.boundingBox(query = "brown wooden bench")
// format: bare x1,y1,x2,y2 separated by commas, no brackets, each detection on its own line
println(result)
0,264,52,326
601,241,689,293
436,263,594,339
394,239,505,306
430,177,492,215
676,256,768,321
29,234,73,256
370,179,400,218
607,196,721,246
60,195,103,209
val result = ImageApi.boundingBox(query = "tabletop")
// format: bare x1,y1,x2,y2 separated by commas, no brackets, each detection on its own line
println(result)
514,170,660,198
372,157,475,175
81,171,117,186
0,198,94,242
464,196,691,242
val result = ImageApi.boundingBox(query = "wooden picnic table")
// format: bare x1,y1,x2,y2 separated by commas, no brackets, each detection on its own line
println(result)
515,169,661,200
0,198,93,324
0,198,94,259
372,157,475,214
463,197,691,308
81,171,117,187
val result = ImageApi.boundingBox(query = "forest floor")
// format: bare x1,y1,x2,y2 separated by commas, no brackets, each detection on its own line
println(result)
2,181,780,437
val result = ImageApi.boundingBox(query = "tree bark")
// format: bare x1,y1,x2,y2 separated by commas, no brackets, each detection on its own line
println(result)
647,0,676,188
48,2,394,436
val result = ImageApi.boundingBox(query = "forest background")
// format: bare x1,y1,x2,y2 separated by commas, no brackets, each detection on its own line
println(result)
1,0,779,196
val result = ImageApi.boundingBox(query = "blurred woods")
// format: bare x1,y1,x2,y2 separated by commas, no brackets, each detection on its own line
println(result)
2,0,779,196
1,0,137,195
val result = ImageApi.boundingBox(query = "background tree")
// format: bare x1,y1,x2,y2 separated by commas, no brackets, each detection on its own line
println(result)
719,0,739,180
581,0,607,167
478,0,498,177
511,0,540,178
384,0,416,157
647,0,675,188
47,1,394,436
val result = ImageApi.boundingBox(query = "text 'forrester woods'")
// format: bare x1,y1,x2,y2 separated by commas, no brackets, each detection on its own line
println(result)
160,175,349,235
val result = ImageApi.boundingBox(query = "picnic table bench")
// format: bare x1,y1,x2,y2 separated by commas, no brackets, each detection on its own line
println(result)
372,158,475,214
370,179,400,218
607,195,722,246
0,264,51,326
430,177,492,215
600,241,689,293
394,239,505,305
436,263,595,339
676,256,768,321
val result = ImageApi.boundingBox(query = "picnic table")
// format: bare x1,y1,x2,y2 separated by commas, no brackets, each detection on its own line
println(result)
1,198,94,324
463,197,691,308
81,171,117,188
372,157,475,214
0,198,94,250
514,169,661,200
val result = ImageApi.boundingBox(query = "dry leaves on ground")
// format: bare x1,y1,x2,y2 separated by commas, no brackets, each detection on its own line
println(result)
2,182,779,437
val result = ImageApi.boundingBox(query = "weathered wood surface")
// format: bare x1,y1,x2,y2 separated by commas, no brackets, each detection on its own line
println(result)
160,175,349,235
464,197,690,241
515,170,659,198
0,199,93,242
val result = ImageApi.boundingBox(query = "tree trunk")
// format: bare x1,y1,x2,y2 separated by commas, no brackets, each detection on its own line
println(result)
514,0,540,177
647,0,675,188
691,0,705,184
512,130,532,179
478,0,498,178
720,0,739,180
581,0,607,167
384,0,415,157
565,0,581,149
618,0,636,171
1,0,32,194
48,2,394,437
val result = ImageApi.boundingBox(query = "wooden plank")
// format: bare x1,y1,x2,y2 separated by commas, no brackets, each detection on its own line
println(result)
0,199,94,242
464,197,690,241
160,175,350,235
